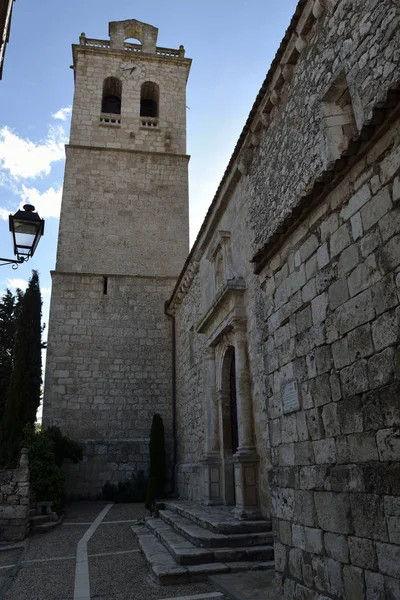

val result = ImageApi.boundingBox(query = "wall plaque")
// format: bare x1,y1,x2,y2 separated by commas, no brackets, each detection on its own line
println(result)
283,381,300,414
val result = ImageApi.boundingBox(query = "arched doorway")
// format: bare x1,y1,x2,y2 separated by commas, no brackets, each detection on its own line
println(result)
219,346,238,505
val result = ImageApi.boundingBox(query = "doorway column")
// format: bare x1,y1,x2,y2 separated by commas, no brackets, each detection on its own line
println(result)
232,320,260,520
202,346,222,505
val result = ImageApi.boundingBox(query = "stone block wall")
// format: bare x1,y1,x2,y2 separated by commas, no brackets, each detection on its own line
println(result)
169,0,400,594
261,123,400,598
174,274,205,502
44,273,175,498
56,147,189,278
0,450,29,542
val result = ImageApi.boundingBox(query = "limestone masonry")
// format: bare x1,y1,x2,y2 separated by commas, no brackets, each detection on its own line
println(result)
43,19,191,497
43,2,400,597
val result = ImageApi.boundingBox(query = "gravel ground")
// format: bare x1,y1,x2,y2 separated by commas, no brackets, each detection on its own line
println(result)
1,502,226,600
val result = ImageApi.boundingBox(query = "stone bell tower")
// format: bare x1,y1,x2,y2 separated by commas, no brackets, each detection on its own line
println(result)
43,20,191,498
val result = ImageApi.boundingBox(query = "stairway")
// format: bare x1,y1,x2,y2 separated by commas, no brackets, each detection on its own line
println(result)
132,500,275,585
29,501,62,534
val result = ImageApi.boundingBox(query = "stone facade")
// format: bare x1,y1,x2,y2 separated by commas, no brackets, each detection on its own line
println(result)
43,20,191,498
43,3,400,595
167,0,400,597
0,449,29,541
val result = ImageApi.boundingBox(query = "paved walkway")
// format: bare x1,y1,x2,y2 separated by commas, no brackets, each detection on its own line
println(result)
0,502,226,600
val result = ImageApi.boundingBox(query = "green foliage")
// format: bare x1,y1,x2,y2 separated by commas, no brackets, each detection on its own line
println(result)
0,288,23,424
0,271,42,465
24,426,83,512
44,426,83,467
101,471,147,503
145,476,156,515
149,413,166,497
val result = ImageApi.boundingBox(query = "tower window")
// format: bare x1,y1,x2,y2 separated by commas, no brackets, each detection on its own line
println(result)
101,77,122,115
140,82,159,120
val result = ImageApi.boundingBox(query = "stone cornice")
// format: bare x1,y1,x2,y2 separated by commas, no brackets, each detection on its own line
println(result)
65,144,190,161
196,279,247,345
50,270,178,281
251,81,400,273
72,44,192,81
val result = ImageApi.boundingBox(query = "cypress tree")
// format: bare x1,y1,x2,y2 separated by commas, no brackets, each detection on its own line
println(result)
0,271,42,464
149,413,166,497
0,288,23,424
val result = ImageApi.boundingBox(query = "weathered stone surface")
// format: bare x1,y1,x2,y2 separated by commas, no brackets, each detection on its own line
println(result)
340,359,369,397
351,494,388,542
349,536,378,570
376,542,400,578
324,532,350,564
314,492,353,534
371,309,398,352
337,289,375,335
292,524,324,555
348,432,379,463
293,490,317,527
343,565,366,600
365,570,385,600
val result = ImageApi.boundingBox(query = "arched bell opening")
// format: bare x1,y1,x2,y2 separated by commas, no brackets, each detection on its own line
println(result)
101,77,122,115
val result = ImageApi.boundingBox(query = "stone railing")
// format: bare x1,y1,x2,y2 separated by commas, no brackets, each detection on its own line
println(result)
79,36,185,58
99,113,121,126
124,42,142,53
0,449,30,542
82,37,110,49
140,116,159,128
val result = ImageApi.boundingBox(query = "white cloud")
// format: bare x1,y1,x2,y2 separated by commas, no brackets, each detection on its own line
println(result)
41,287,51,294
0,207,10,220
52,107,72,121
6,278,28,291
0,125,67,180
20,185,62,219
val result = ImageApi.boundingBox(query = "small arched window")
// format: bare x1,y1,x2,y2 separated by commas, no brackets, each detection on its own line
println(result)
140,82,159,118
101,77,122,114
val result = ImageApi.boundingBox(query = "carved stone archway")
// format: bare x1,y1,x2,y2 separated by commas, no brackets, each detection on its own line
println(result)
198,279,261,519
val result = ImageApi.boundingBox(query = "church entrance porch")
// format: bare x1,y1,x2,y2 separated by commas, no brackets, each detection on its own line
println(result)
198,278,262,520
132,499,274,583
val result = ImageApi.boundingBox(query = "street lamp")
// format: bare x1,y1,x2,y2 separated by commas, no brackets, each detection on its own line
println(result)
0,204,45,268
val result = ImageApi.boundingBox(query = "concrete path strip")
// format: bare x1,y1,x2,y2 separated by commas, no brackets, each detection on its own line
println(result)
73,503,113,600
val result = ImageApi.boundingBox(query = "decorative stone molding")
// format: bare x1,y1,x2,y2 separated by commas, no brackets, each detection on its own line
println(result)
196,279,246,345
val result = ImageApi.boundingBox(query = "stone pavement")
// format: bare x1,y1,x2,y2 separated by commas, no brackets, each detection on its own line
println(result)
211,572,282,600
0,502,229,600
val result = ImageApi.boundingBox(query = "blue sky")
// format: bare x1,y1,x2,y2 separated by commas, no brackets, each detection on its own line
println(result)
0,0,298,331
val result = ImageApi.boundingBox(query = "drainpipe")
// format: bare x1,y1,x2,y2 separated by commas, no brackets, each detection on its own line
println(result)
165,301,177,496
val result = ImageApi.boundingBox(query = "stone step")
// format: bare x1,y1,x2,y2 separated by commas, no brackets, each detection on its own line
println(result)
147,517,273,566
160,510,273,548
146,518,214,565
132,523,275,585
32,519,62,534
30,515,50,526
164,501,271,535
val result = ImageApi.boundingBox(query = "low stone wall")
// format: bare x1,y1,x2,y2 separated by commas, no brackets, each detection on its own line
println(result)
0,449,29,542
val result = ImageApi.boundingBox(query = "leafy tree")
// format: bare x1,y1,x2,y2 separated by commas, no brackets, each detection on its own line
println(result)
0,288,23,423
149,413,166,497
0,271,42,465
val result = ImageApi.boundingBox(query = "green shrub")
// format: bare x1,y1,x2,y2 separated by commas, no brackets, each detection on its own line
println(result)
24,426,83,512
101,471,147,503
149,414,166,497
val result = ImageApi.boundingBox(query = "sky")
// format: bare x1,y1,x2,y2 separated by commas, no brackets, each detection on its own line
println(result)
0,0,298,335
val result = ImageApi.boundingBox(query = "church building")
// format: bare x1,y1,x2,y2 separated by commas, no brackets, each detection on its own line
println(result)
44,1,400,596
